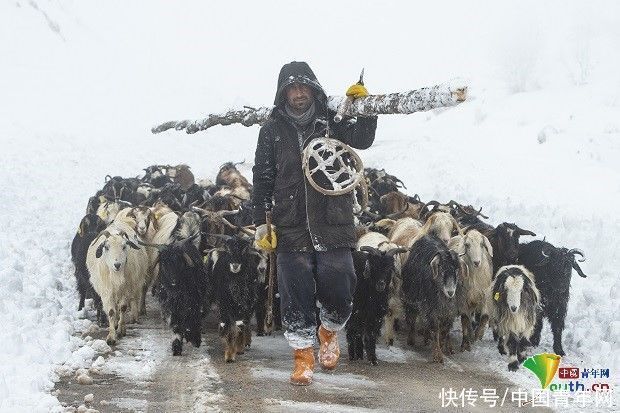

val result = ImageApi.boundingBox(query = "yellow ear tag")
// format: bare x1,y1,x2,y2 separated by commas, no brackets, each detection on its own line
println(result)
203,255,209,264
494,292,500,301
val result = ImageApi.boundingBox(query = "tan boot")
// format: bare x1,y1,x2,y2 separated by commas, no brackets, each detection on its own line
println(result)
318,325,340,370
290,347,315,386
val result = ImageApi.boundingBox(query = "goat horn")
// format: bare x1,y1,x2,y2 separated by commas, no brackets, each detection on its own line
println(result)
217,209,240,216
203,233,232,241
359,246,381,255
136,239,167,250
384,202,410,220
567,248,585,262
572,261,587,278
386,247,408,257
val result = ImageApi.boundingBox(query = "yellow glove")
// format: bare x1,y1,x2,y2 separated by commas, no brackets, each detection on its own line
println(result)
346,83,369,98
254,224,277,252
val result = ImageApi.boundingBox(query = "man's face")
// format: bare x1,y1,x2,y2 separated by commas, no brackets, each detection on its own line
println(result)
285,83,313,114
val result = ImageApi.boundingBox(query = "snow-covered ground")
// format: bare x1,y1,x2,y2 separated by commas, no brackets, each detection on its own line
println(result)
1,1,619,411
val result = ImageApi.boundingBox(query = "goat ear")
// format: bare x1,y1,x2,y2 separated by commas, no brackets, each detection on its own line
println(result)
363,260,371,279
483,236,493,257
430,254,440,279
183,252,195,267
459,258,469,279
95,242,105,258
451,216,463,236
151,212,159,231
126,241,140,250
516,226,536,237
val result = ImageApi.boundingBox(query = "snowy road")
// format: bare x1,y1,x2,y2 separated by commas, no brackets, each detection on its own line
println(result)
54,298,550,413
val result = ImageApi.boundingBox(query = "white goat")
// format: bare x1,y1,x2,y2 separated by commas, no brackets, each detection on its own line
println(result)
448,230,493,350
86,227,149,345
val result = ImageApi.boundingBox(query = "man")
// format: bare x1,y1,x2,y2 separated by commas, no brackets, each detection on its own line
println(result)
252,61,377,385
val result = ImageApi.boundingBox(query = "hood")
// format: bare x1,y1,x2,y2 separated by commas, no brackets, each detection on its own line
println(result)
274,61,326,106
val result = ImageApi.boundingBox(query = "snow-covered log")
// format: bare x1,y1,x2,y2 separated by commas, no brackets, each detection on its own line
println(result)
151,81,467,135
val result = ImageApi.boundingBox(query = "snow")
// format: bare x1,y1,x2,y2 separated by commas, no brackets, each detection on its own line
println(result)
1,0,619,411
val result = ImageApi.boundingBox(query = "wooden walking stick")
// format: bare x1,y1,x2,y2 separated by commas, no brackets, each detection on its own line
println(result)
264,210,276,335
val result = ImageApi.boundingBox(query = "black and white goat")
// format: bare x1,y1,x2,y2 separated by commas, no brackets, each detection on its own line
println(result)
348,245,406,365
487,265,541,371
205,234,259,362
401,235,466,363
518,240,586,356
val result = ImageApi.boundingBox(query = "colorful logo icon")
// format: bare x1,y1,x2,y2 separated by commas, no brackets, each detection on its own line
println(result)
523,353,562,388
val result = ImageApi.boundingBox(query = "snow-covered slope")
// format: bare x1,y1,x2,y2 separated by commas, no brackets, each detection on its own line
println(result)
1,1,619,411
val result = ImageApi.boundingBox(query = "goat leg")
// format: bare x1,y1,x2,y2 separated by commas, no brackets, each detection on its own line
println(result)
530,312,544,346
432,328,444,363
551,313,566,356
474,314,489,341
364,332,379,365
172,333,183,356
460,315,472,351
507,334,520,371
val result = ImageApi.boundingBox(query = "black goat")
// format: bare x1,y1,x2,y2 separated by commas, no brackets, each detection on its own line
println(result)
348,246,406,365
518,240,586,356
401,235,465,363
71,213,107,325
154,237,207,356
206,234,258,362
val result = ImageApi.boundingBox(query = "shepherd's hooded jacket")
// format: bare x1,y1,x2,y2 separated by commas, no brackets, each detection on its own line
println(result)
252,61,377,252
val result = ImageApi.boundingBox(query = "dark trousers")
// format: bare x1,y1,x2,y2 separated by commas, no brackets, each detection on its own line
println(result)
277,248,357,349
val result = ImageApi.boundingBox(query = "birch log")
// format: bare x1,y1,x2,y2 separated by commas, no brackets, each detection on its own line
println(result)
152,80,467,135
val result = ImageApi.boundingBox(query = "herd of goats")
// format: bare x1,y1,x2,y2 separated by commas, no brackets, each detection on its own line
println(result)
70,162,587,371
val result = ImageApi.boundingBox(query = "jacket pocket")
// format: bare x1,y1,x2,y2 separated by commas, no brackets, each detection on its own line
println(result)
272,186,302,227
325,193,354,225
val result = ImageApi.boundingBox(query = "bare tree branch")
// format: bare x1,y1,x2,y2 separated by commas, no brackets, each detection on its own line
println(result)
151,81,467,135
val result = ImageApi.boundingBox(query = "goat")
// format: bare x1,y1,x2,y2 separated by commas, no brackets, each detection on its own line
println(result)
518,240,586,356
486,265,541,371
215,162,252,203
401,235,466,363
142,165,173,188
86,227,149,345
379,191,424,220
348,245,406,364
357,232,407,346
448,230,494,350
71,214,106,321
147,237,207,355
206,234,259,362
96,197,127,225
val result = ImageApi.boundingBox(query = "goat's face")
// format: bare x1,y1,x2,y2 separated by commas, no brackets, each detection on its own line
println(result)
133,208,152,236
496,223,536,263
95,233,139,273
431,250,460,298
428,213,461,245
364,253,396,293
463,230,492,267
224,236,251,274
503,274,525,313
